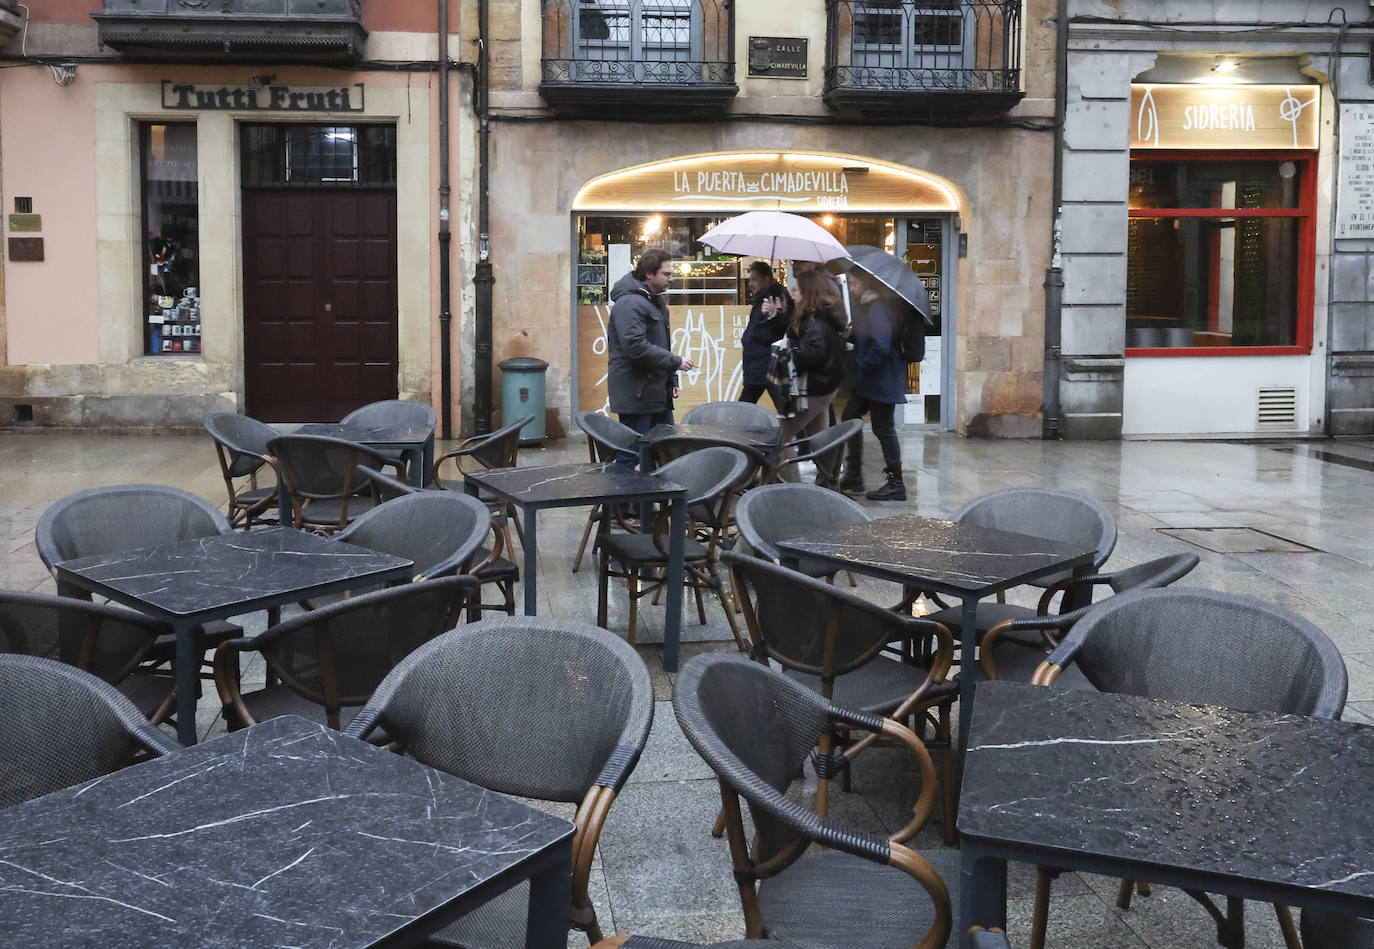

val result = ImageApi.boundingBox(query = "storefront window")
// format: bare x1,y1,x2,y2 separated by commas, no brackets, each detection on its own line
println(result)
141,123,200,356
1127,156,1313,352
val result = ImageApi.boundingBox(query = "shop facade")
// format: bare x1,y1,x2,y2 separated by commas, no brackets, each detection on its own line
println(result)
1057,2,1374,437
0,2,452,428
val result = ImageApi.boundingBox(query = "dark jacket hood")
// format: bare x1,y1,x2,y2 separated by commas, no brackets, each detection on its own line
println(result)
610,272,650,303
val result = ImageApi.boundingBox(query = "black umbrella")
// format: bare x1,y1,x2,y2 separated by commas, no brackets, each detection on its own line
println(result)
832,244,935,325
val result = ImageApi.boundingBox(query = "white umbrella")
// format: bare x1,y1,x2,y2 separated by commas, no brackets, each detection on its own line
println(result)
697,210,849,263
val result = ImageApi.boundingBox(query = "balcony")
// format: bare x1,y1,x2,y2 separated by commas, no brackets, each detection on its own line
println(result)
540,0,736,113
823,0,1023,118
93,0,367,63
0,0,21,45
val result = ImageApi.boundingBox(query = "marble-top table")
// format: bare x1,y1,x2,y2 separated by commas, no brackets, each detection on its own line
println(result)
958,682,1374,948
776,514,1094,746
295,419,435,487
463,462,691,670
55,527,413,745
0,715,574,949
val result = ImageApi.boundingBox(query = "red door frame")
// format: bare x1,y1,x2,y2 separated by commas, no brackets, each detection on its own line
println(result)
1126,149,1317,358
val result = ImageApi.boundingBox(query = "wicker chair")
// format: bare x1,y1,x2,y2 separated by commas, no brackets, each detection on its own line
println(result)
977,552,1200,684
356,464,419,504
734,482,871,577
923,487,1118,645
265,434,387,534
341,399,436,482
674,653,960,949
596,446,748,649
35,483,244,682
771,417,863,488
343,617,654,945
0,589,176,723
0,654,179,809
433,412,535,549
648,435,768,568
334,491,492,582
571,411,644,572
1029,587,1348,949
203,411,279,528
214,576,474,731
724,550,959,843
1299,909,1374,948
683,401,779,429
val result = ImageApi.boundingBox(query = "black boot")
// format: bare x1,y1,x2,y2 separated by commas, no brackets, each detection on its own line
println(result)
839,464,864,495
866,468,907,502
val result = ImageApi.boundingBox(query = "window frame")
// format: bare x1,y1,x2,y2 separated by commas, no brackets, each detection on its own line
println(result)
851,0,967,71
1125,148,1317,358
573,0,701,64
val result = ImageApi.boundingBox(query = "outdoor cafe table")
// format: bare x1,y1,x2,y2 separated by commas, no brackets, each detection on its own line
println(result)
54,527,413,746
295,418,436,488
462,462,691,670
958,681,1374,949
0,715,574,949
775,513,1094,746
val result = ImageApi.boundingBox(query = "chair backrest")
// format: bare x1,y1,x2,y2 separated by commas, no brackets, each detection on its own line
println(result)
334,491,490,580
734,482,870,563
356,465,420,503
1046,587,1348,719
246,576,475,724
683,401,779,430
0,589,165,685
266,434,388,500
467,413,536,470
341,399,437,433
651,446,749,508
203,412,278,478
724,550,929,679
576,411,640,461
35,484,231,571
345,617,653,803
955,488,1117,587
0,654,178,809
648,436,766,487
783,417,863,487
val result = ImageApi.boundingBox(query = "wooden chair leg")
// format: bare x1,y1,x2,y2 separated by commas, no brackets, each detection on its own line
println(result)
508,504,525,546
1030,869,1053,949
1275,904,1301,949
693,576,708,625
571,506,598,573
846,569,858,587
711,807,727,838
1117,878,1135,910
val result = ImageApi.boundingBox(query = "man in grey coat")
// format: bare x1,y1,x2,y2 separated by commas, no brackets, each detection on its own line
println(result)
606,247,695,462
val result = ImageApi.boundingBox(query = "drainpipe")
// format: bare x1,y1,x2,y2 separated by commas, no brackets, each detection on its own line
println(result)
472,0,494,435
1042,0,1069,440
437,0,453,438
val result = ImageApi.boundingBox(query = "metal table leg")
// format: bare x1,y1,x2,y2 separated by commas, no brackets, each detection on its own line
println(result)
958,593,981,755
661,494,687,672
522,505,539,616
172,619,199,746
959,842,1008,948
523,840,573,949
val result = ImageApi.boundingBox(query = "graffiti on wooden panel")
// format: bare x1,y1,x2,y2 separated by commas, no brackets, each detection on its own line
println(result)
577,304,770,416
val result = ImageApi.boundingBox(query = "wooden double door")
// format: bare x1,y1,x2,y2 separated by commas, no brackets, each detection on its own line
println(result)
242,189,398,422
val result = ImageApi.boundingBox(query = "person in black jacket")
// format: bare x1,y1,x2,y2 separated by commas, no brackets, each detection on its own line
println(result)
840,272,910,501
776,267,846,482
738,260,791,404
606,247,696,463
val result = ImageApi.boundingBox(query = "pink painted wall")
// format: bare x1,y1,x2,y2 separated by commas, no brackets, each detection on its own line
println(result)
2,69,99,365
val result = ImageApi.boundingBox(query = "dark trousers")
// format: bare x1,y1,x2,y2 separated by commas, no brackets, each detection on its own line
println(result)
615,409,673,465
738,383,768,404
842,394,901,474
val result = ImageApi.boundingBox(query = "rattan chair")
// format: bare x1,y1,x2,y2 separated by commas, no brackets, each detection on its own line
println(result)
683,401,779,429
214,576,474,731
571,411,644,572
1299,909,1374,948
265,434,387,534
923,487,1118,644
35,483,244,682
0,588,176,723
1029,587,1348,949
341,399,436,481
771,417,863,488
725,550,958,843
433,412,535,549
357,464,421,504
674,653,960,949
734,482,871,577
596,446,748,649
335,491,492,582
977,553,1200,684
648,435,768,568
0,654,179,809
203,411,280,528
343,617,654,945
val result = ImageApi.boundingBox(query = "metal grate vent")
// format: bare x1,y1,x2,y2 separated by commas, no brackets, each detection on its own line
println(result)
1256,386,1298,429
13,196,31,214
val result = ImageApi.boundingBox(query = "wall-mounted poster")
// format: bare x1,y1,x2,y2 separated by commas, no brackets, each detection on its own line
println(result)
576,264,606,287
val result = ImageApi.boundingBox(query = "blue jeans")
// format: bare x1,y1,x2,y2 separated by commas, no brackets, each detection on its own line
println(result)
615,410,674,466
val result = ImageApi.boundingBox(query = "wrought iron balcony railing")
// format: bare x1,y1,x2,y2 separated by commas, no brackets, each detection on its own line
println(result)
824,0,1023,115
540,0,737,110
93,0,367,63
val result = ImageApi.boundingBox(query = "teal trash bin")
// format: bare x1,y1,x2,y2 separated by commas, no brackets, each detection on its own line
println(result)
499,356,549,445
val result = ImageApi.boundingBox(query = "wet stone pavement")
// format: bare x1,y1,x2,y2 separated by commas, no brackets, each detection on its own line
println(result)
3,428,1373,948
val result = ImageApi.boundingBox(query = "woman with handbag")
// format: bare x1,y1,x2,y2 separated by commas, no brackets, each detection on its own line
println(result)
774,267,846,482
